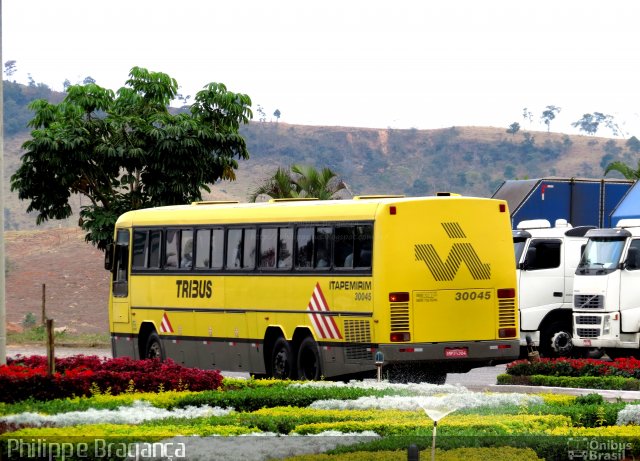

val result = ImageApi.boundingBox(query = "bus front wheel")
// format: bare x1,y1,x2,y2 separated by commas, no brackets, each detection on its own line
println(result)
297,337,322,380
271,337,295,379
144,332,165,361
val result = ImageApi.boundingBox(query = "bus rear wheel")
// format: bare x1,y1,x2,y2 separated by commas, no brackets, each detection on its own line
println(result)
145,332,165,360
297,337,322,380
271,337,295,380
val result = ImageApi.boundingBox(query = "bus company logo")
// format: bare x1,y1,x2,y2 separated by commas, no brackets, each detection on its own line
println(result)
415,222,491,281
160,313,174,333
307,283,343,340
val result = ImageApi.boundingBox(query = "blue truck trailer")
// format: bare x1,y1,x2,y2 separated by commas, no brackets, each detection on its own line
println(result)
492,178,634,229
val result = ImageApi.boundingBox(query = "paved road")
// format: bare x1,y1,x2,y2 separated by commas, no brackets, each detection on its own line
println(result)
6,344,507,387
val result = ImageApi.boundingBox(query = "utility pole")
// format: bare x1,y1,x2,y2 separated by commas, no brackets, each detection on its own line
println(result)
0,0,7,365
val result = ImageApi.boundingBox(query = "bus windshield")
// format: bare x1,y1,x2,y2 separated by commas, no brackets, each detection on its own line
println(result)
577,237,625,275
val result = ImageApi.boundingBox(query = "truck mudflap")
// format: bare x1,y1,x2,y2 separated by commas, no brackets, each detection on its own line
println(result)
378,339,520,365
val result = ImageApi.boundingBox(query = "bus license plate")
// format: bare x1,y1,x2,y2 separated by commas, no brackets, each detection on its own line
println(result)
445,347,468,357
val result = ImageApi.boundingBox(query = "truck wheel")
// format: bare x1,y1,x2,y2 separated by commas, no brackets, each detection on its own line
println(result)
540,322,573,357
297,336,322,380
271,337,295,380
145,332,165,360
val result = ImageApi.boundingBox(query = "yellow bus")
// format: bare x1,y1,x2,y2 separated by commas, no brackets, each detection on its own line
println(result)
106,194,519,383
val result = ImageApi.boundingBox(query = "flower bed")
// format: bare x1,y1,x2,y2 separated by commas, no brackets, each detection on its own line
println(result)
1,356,640,460
498,357,640,389
1,377,639,460
0,355,223,402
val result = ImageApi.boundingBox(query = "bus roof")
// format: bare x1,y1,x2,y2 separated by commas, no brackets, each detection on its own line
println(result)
115,195,501,227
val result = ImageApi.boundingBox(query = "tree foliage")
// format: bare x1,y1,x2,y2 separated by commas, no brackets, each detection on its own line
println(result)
540,105,561,132
572,112,621,136
604,160,640,180
249,165,347,201
11,67,252,250
506,122,520,135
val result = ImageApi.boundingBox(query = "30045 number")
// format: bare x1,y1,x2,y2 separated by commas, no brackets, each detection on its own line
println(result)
355,292,372,301
455,291,491,301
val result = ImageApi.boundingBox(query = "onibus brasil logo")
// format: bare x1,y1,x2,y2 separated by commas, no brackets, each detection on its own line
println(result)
415,222,491,281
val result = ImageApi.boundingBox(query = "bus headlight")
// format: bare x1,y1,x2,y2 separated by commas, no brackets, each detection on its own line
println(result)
603,315,610,335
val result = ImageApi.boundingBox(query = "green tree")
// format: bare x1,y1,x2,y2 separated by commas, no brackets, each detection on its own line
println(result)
541,105,561,132
604,160,640,180
506,122,520,135
249,165,347,201
273,109,281,122
11,66,252,250
4,60,16,77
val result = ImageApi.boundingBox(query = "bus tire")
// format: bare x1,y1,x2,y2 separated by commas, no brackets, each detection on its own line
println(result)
271,337,295,380
144,332,165,361
297,336,322,380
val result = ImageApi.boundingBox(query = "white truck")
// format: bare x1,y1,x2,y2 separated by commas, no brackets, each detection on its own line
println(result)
514,219,593,357
572,219,640,359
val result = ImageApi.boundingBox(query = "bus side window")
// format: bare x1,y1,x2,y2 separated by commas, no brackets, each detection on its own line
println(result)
211,228,224,269
295,227,314,268
243,228,257,269
315,227,332,269
354,225,373,268
195,229,211,269
334,226,355,268
259,228,278,268
132,230,147,269
180,230,193,269
164,229,179,268
113,229,129,297
277,227,293,269
148,230,162,268
227,229,243,268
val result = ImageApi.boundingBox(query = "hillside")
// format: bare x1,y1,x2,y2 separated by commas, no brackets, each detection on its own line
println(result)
5,227,109,334
4,123,636,230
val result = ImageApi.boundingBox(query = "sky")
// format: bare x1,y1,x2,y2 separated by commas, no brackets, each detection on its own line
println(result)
4,0,640,137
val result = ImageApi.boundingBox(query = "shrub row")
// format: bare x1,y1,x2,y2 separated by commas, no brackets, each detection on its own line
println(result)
498,373,640,391
506,357,640,378
0,356,223,402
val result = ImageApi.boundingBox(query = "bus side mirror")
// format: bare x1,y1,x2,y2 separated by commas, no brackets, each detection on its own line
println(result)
104,243,114,271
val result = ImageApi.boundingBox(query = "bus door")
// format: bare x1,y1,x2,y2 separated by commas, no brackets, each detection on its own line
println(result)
110,229,131,326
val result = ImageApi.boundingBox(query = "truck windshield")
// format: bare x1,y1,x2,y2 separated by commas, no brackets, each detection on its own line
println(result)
576,237,625,275
513,237,527,268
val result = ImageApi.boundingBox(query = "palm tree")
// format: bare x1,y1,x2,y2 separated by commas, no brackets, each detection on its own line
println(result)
248,167,299,202
604,160,640,180
249,165,348,202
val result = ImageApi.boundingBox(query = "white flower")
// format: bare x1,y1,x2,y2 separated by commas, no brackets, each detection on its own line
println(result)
1,400,233,427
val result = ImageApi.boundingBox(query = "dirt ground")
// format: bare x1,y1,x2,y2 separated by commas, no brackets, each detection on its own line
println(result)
5,227,110,335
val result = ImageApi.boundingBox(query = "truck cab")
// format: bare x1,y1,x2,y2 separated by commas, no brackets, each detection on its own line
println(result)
572,219,640,359
515,219,593,357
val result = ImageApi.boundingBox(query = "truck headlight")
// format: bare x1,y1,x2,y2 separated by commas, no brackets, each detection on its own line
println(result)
603,315,610,335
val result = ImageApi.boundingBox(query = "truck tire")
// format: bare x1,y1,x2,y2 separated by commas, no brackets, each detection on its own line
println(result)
540,321,573,358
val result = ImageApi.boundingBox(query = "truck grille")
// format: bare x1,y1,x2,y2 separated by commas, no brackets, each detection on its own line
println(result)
574,295,604,309
390,302,410,331
577,328,600,338
575,316,600,325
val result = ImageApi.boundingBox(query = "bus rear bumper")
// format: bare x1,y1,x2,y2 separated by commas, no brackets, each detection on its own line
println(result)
377,340,520,367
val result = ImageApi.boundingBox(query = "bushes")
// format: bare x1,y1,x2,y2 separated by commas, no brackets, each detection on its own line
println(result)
505,357,640,379
0,356,223,402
